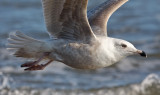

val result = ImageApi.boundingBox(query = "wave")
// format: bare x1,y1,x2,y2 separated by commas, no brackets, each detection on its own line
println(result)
0,73,160,95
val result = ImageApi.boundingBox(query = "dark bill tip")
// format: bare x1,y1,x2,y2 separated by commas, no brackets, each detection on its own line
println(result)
140,51,147,58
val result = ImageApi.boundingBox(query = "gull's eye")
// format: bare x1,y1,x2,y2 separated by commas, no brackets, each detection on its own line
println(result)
121,44,127,48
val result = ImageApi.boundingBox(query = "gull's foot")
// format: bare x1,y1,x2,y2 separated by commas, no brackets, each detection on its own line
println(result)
24,60,53,71
21,52,51,69
24,64,46,71
21,61,37,67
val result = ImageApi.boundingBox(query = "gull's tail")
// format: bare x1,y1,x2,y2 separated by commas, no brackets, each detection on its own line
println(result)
7,31,51,58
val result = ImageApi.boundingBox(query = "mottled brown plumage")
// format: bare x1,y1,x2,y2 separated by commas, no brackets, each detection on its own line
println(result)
42,0,96,42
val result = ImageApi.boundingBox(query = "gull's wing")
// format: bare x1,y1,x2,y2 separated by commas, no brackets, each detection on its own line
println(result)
88,0,128,36
42,0,96,42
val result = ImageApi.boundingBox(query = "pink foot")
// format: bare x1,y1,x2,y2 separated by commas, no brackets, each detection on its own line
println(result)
21,61,37,67
24,60,53,71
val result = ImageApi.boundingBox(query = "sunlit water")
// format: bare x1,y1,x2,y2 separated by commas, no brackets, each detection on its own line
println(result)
0,0,160,95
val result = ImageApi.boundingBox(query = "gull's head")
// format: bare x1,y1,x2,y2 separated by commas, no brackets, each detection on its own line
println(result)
112,38,147,58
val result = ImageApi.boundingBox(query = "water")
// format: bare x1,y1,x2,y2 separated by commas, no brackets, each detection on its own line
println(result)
0,0,160,95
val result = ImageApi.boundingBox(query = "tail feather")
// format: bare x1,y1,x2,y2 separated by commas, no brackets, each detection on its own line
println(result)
7,31,46,58
14,31,38,41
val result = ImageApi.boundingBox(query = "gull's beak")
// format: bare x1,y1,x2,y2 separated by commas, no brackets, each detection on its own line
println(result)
137,50,147,58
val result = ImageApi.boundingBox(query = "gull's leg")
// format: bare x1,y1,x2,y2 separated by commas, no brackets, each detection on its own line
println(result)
21,52,50,67
24,59,53,71
21,56,44,67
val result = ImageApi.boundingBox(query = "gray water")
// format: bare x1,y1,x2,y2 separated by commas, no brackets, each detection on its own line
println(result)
0,0,160,95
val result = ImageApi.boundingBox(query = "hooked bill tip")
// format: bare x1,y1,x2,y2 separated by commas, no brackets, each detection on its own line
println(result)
140,51,147,58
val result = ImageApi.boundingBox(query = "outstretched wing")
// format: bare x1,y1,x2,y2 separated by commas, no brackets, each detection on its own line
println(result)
42,0,96,42
88,0,128,36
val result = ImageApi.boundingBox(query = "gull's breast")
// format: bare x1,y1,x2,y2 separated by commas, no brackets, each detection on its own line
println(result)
54,42,113,69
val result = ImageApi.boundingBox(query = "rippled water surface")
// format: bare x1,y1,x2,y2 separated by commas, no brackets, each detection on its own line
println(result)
0,0,160,95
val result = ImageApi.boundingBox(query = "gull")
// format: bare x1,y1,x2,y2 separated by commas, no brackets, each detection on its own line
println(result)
7,0,147,71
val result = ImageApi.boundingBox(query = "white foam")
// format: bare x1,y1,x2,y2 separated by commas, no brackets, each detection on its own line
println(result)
0,72,11,90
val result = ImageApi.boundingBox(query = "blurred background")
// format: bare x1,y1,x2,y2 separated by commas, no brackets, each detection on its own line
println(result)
0,0,160,95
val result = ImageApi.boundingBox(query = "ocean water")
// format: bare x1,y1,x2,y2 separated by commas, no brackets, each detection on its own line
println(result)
0,0,160,95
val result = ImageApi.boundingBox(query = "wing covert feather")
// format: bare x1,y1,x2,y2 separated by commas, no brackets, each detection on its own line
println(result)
42,0,96,42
